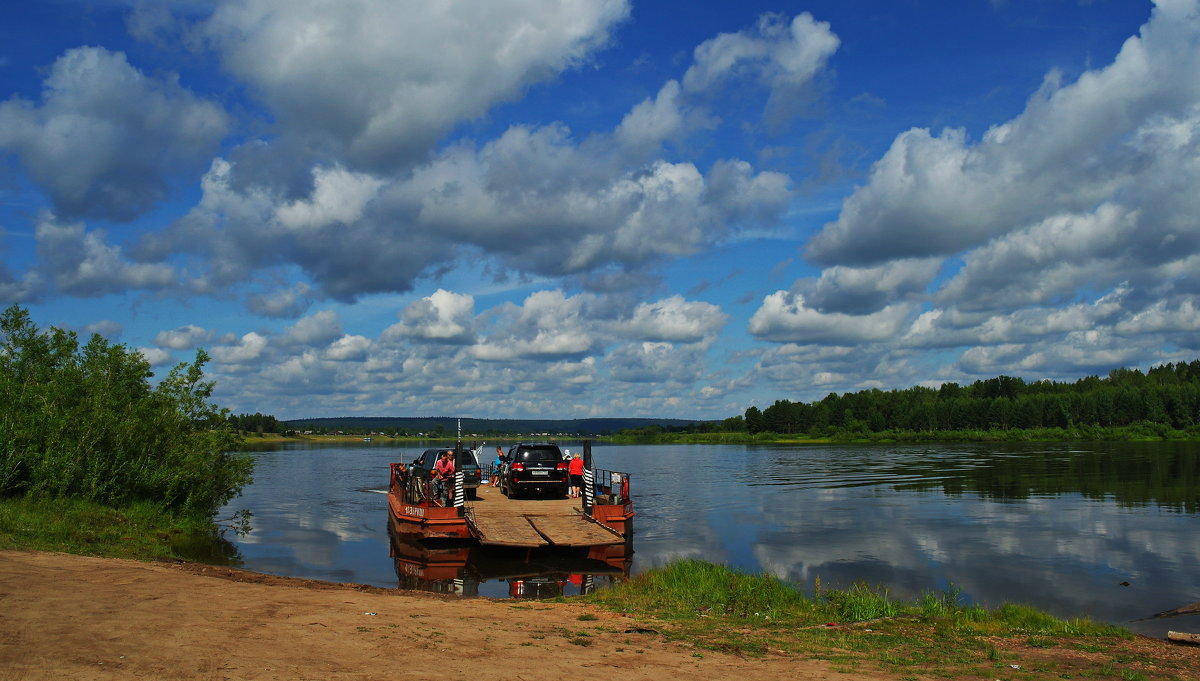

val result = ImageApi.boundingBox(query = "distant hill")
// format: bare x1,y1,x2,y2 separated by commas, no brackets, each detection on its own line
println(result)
284,416,699,436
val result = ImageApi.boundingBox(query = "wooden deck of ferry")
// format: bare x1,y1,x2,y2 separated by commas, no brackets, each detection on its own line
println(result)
464,484,626,548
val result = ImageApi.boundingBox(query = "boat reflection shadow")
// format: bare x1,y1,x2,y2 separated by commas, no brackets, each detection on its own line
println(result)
388,525,631,599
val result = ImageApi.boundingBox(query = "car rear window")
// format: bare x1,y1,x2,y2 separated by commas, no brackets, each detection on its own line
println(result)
421,449,478,467
516,447,562,462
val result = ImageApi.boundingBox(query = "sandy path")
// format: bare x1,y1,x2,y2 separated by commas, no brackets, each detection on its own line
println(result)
0,550,886,681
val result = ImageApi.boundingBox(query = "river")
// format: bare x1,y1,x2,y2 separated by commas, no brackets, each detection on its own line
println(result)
216,440,1200,637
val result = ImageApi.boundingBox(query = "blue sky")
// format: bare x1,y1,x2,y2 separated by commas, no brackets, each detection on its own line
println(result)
3,0,1197,421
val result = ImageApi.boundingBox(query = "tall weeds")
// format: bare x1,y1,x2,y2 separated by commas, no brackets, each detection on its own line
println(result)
586,560,1120,638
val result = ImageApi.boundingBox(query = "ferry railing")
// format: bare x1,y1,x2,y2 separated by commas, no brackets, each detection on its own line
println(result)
390,462,464,511
583,467,631,516
452,471,465,508
593,468,631,503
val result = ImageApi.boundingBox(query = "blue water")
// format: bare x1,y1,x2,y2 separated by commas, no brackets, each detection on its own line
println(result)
219,440,1200,637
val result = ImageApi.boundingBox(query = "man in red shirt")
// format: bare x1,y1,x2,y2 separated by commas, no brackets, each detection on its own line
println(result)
433,450,456,504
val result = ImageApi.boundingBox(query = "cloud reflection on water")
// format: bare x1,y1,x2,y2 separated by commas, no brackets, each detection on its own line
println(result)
223,441,1200,636
598,442,1200,638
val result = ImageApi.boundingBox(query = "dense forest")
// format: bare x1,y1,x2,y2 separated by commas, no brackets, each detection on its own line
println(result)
230,412,281,435
726,362,1200,439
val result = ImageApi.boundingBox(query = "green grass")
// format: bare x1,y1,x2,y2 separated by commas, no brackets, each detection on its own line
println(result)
579,560,1170,681
594,558,809,619
0,494,238,562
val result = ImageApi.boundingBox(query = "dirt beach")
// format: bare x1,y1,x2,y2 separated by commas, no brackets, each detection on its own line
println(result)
2,550,1197,681
0,550,886,681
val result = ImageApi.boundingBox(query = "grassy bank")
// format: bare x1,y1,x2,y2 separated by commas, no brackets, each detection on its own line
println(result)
239,432,380,444
578,560,1190,681
0,496,238,563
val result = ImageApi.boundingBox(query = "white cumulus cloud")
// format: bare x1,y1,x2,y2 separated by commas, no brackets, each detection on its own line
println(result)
35,214,176,296
155,324,214,350
0,47,228,221
621,295,726,342
749,290,913,344
388,289,477,344
199,0,630,170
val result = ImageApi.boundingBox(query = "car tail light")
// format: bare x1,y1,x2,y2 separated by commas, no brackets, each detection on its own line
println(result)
556,462,567,470
512,462,525,472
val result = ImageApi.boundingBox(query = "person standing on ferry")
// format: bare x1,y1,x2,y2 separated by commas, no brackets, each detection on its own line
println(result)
492,446,506,487
568,452,585,499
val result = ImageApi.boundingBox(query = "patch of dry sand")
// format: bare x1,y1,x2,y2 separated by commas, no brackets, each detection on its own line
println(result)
0,550,887,681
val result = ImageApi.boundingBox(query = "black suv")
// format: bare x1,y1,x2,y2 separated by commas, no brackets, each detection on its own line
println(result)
499,442,568,498
410,446,482,500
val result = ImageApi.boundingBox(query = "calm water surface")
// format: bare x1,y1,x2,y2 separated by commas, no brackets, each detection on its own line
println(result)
218,441,1200,637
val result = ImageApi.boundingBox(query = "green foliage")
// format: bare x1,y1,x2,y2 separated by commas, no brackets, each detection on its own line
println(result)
605,360,1200,443
918,585,979,620
823,582,898,621
586,559,810,620
599,361,1200,444
580,560,1161,681
992,604,1127,637
230,411,281,434
0,495,239,562
585,560,1130,637
0,305,252,518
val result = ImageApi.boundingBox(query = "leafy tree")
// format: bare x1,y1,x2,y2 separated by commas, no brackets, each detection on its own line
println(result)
764,400,799,433
744,406,764,434
231,412,280,434
0,305,252,518
720,415,747,432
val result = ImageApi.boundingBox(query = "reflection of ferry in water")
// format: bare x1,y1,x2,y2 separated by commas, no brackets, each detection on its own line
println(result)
389,528,631,598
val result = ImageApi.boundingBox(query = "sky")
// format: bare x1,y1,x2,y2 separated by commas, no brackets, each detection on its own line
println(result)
2,0,1198,421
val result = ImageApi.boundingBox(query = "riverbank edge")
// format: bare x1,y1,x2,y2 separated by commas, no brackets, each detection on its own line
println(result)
1,549,855,681
2,548,1197,681
0,495,236,563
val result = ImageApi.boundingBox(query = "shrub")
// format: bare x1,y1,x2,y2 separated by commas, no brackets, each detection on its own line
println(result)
0,305,252,518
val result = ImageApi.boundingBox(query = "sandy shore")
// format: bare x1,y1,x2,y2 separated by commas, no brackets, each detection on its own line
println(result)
0,550,888,681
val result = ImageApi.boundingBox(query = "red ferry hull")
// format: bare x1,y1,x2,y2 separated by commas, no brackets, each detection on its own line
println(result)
590,502,635,536
387,492,470,540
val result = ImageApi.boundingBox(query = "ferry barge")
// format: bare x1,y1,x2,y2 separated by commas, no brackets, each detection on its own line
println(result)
387,441,634,549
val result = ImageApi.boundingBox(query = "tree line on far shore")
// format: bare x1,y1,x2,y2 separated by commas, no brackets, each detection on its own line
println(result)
230,412,281,435
745,363,1200,436
611,361,1200,442
246,361,1200,444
